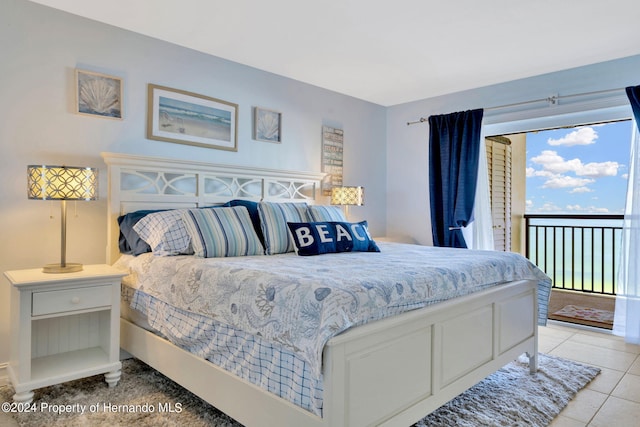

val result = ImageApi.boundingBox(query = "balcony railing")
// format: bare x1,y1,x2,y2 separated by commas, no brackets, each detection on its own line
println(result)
525,214,624,296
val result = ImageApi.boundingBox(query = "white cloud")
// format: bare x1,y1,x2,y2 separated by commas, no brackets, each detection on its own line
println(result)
530,150,619,178
547,127,598,146
527,201,613,213
622,173,629,180
542,175,594,189
566,204,610,213
526,167,555,178
535,202,562,212
531,150,563,166
531,150,580,174
542,203,560,211
570,187,593,193
578,161,619,177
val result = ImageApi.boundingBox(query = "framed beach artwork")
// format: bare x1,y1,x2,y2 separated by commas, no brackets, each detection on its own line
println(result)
75,69,123,119
321,125,344,196
253,107,282,143
147,84,238,151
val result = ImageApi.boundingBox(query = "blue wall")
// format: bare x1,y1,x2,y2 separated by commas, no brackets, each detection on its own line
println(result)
0,0,387,366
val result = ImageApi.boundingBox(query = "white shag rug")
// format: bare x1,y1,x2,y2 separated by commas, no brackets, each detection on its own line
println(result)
1,353,599,427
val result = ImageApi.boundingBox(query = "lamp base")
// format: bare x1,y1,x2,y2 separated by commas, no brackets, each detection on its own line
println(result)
42,263,83,274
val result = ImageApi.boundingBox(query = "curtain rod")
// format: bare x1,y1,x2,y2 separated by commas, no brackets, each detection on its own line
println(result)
406,87,625,126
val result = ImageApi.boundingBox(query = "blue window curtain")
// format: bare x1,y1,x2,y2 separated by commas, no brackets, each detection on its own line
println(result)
428,109,484,248
627,85,640,122
614,85,640,342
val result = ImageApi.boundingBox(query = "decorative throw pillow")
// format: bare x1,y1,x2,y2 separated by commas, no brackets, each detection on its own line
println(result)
223,199,264,245
181,206,264,258
307,205,347,222
132,209,194,256
287,220,380,256
258,201,310,255
117,209,166,255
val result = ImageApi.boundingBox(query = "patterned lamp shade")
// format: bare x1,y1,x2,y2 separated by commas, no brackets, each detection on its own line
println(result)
330,186,364,206
27,165,98,273
28,165,98,200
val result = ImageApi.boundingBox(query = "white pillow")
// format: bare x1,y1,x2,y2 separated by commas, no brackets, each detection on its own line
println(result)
132,209,193,256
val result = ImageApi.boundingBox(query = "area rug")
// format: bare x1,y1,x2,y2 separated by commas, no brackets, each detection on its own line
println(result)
1,354,599,427
552,304,614,329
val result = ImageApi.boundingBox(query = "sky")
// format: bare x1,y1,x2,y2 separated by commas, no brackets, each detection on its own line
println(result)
525,120,632,214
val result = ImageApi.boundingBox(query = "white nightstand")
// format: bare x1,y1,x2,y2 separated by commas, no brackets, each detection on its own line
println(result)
4,264,126,403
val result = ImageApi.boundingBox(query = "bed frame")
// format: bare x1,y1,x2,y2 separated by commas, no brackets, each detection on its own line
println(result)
103,152,538,427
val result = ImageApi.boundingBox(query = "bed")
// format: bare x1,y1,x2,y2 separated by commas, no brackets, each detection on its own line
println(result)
103,152,552,427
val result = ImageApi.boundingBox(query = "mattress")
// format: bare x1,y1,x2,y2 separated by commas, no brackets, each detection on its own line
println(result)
116,242,551,378
121,284,325,415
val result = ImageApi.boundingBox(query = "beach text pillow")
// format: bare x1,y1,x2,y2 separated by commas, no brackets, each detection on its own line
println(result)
287,221,380,256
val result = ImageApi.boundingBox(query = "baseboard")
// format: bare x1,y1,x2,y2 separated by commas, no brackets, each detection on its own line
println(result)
0,362,8,387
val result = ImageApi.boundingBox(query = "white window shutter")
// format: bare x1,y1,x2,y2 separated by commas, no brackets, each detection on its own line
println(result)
486,136,512,252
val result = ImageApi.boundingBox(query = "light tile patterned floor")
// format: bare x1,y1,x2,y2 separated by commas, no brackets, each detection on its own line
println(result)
1,322,639,426
544,322,640,427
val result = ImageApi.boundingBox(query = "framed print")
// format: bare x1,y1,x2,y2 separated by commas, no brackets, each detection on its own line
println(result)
147,84,238,151
253,107,282,143
321,126,344,196
75,69,123,119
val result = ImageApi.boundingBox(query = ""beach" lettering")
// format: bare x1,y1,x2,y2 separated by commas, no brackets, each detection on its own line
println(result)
294,224,367,247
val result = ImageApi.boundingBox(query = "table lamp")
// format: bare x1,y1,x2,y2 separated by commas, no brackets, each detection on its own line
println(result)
330,186,364,219
27,165,98,273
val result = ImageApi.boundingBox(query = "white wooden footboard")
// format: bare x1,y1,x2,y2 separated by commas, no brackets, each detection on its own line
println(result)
321,279,537,427
120,279,537,427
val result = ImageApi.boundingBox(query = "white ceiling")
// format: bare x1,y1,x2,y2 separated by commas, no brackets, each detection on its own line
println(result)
29,0,640,106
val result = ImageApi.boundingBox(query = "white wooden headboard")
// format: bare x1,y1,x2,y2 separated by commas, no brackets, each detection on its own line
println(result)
101,152,325,264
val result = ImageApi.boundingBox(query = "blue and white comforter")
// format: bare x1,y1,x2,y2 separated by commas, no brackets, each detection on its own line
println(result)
117,242,551,376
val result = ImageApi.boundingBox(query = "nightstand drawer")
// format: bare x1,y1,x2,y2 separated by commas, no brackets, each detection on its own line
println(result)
32,285,112,316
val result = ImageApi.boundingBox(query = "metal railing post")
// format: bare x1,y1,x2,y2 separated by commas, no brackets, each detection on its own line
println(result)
523,214,623,296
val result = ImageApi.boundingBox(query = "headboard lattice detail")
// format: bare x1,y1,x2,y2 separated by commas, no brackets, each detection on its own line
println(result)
102,152,325,264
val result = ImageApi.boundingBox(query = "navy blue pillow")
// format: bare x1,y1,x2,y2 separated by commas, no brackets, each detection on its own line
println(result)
117,209,166,255
287,221,380,256
223,199,264,245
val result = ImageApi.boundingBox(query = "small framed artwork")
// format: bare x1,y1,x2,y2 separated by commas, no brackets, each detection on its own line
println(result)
147,84,238,151
321,126,344,196
75,69,123,119
253,107,282,143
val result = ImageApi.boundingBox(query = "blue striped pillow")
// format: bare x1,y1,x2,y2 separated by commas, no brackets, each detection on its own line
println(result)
307,205,347,222
258,202,310,255
181,206,264,258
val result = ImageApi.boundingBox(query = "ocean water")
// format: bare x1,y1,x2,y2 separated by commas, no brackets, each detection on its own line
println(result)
526,218,623,294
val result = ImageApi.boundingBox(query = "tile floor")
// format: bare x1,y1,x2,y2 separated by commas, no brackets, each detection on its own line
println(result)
1,321,639,426
544,321,640,427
